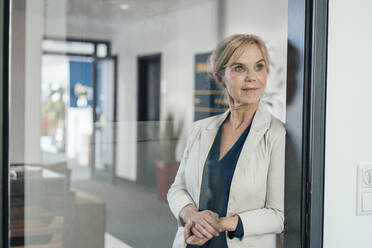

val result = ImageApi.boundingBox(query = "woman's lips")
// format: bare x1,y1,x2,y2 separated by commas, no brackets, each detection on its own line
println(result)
242,88,258,91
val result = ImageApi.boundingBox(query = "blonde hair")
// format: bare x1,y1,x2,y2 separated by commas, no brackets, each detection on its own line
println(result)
208,34,270,88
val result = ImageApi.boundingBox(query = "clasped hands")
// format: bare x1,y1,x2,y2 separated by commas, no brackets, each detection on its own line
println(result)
180,204,239,246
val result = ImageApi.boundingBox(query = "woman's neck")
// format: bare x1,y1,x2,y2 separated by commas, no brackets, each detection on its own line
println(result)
228,98,259,130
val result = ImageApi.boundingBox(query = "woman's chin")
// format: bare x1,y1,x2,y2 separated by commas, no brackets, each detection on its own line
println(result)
234,98,260,106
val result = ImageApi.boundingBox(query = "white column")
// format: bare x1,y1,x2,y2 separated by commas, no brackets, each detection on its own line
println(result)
9,0,26,163
23,0,45,163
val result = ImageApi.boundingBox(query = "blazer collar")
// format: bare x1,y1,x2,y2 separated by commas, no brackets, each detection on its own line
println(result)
205,100,271,132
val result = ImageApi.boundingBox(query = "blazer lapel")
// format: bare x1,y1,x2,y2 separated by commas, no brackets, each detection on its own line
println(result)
196,109,230,205
237,101,271,164
228,101,271,203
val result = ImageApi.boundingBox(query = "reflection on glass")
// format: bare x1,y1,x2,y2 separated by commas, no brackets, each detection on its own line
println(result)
93,58,116,177
41,55,69,153
9,0,288,247
97,44,108,58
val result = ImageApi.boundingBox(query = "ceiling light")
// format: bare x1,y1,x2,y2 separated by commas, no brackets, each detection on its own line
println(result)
119,4,130,10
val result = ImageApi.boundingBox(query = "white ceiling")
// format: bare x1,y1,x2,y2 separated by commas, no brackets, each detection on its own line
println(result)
66,0,209,22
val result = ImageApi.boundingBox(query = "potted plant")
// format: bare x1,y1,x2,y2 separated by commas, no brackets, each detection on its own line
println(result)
42,84,66,153
155,113,184,202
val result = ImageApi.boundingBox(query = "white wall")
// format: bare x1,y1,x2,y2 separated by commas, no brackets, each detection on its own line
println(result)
44,0,66,37
324,0,372,247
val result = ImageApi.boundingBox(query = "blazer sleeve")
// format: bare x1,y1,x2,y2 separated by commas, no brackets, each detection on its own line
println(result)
167,122,200,226
238,129,286,238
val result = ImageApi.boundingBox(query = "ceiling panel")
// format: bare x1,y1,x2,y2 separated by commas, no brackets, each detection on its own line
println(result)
66,0,209,22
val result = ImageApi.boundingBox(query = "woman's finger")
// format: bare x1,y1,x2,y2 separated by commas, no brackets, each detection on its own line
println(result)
194,221,213,239
191,226,204,239
200,218,220,237
186,235,193,244
184,221,193,240
186,235,208,246
203,215,220,234
206,210,219,220
196,238,208,246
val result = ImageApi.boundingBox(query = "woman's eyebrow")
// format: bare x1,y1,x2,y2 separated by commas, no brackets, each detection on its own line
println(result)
231,59,265,66
230,62,243,66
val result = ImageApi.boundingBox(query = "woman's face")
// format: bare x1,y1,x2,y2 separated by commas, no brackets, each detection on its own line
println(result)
222,43,268,106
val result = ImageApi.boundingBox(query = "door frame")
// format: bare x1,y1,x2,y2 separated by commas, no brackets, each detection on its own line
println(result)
41,38,118,182
285,0,328,247
136,53,161,186
1,0,9,247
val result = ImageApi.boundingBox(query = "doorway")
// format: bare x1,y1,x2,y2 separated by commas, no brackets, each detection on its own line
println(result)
136,54,161,186
41,38,118,182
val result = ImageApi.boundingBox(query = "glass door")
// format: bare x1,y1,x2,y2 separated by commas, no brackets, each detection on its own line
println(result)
4,0,325,247
91,56,117,182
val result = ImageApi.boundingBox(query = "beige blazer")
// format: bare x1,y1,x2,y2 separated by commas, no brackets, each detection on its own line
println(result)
167,101,285,248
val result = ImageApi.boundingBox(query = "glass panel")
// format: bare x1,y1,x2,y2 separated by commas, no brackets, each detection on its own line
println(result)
8,0,288,248
93,58,115,176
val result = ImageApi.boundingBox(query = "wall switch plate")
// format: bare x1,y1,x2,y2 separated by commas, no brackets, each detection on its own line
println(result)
356,163,372,216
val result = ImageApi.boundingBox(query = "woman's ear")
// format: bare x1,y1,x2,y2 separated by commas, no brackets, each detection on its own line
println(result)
213,72,219,81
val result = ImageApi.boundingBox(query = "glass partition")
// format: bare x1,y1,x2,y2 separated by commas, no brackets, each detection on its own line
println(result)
8,0,288,247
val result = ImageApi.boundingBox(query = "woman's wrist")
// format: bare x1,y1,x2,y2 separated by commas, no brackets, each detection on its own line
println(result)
179,204,197,223
220,215,239,232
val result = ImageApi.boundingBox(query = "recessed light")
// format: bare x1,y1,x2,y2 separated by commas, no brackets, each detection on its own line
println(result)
119,4,130,10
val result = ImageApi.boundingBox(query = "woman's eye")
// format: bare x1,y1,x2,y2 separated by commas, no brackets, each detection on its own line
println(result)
234,65,244,72
255,63,264,71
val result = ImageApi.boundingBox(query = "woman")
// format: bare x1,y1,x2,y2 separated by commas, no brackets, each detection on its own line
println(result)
167,34,285,248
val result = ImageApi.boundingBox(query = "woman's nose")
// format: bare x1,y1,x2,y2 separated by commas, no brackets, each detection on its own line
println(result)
244,71,256,82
